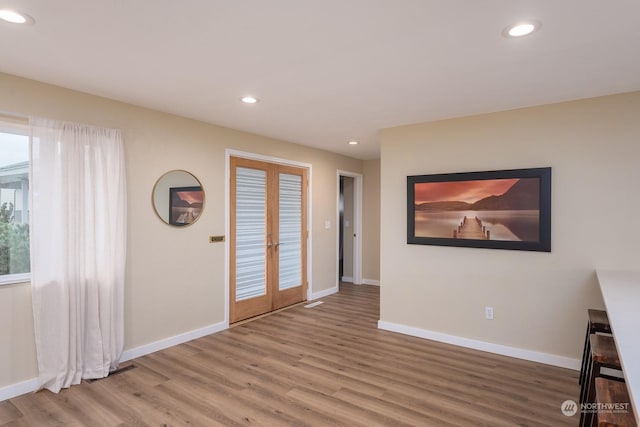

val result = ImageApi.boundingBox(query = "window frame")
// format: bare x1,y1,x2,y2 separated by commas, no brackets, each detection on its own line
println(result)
0,119,31,286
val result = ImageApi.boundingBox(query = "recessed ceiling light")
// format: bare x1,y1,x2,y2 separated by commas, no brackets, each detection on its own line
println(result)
241,96,258,104
503,21,540,38
0,9,35,25
348,140,358,145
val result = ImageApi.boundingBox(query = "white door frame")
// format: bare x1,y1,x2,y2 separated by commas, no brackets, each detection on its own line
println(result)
225,149,313,326
336,170,363,286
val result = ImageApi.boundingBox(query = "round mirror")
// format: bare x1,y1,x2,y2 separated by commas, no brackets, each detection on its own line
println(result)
152,170,205,226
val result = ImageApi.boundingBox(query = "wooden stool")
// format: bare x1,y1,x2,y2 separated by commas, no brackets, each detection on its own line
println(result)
580,335,623,427
580,309,612,386
594,378,637,427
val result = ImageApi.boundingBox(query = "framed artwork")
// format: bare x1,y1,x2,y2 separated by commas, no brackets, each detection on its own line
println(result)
407,167,551,251
169,186,204,226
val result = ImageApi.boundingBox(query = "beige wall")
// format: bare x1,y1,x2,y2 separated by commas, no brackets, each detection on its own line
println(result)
0,282,36,388
0,72,365,389
380,92,640,359
363,159,381,283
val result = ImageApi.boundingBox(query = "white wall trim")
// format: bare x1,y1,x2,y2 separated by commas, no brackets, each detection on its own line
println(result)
225,149,314,315
309,285,339,301
341,276,353,283
121,321,228,362
0,321,229,402
362,278,380,286
377,320,580,370
226,149,313,169
0,377,38,402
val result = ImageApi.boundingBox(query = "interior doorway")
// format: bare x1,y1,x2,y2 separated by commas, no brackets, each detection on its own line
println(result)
339,176,354,282
337,171,362,286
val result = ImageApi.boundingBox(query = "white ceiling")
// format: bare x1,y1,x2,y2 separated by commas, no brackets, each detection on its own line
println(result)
1,1,639,160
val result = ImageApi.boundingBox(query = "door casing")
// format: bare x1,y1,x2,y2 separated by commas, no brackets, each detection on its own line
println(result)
225,149,313,326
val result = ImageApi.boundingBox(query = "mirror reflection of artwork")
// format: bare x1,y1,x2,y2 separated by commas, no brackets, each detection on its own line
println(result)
152,170,205,226
169,186,204,226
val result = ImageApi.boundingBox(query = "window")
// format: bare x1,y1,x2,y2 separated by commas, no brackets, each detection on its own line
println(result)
0,121,30,284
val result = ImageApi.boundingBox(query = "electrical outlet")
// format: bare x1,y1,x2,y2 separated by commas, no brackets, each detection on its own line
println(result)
485,306,494,320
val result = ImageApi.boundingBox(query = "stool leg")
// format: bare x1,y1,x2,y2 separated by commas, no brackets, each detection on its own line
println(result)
579,321,591,385
585,364,602,427
580,346,591,406
589,365,602,427
580,354,595,427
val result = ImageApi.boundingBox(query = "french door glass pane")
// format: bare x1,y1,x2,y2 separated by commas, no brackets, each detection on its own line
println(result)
278,173,302,291
235,167,267,301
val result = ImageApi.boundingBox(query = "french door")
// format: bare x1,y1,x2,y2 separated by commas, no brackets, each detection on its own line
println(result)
230,156,308,323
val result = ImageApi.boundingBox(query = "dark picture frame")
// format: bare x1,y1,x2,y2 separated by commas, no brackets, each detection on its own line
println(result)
169,186,204,226
407,167,551,252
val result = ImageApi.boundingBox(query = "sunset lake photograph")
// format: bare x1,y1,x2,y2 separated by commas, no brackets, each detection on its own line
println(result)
413,177,541,242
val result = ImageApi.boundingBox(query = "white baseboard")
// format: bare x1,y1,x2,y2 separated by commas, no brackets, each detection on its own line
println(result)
377,320,580,370
309,285,339,301
0,321,229,402
0,377,39,402
340,277,380,286
121,321,228,362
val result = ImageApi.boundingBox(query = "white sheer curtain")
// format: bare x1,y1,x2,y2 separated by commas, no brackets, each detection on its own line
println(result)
29,118,127,393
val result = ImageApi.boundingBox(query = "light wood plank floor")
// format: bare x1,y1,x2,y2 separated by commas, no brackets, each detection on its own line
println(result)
2,283,579,426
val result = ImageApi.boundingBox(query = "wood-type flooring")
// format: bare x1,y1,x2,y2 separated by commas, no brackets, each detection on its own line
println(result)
2,283,579,426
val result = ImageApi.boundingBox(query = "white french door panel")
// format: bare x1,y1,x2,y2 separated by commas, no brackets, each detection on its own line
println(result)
235,167,267,301
278,172,302,291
